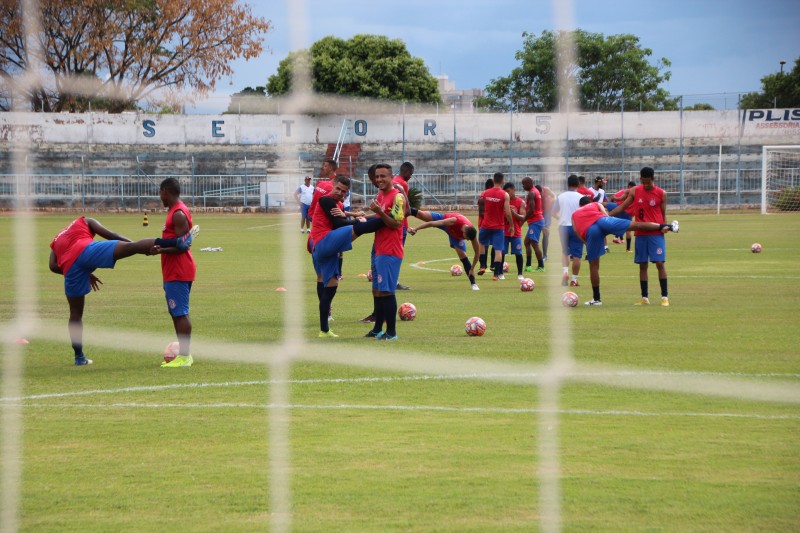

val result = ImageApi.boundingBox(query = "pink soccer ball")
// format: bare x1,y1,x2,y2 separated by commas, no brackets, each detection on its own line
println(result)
502,261,509,273
450,264,464,276
465,316,486,337
163,341,180,363
751,243,762,253
398,302,417,321
561,291,579,307
367,269,373,281
520,278,535,292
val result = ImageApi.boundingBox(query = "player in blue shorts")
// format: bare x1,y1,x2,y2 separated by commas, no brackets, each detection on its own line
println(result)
409,209,481,290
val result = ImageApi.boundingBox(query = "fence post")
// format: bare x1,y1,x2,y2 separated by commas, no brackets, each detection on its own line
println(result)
244,155,248,208
679,96,686,208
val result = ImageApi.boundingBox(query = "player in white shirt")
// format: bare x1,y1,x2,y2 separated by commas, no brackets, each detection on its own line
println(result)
551,175,586,286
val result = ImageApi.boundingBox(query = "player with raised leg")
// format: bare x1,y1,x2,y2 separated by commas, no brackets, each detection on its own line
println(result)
409,209,481,290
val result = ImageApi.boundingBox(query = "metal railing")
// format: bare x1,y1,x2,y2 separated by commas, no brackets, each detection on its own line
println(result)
0,168,777,210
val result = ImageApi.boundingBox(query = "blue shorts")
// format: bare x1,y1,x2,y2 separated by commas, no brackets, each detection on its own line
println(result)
479,228,505,251
606,202,633,234
558,226,584,259
585,217,632,261
373,255,402,293
312,226,353,285
164,281,192,317
504,236,523,255
634,235,667,264
429,212,467,251
526,220,545,243
301,203,311,220
64,240,118,297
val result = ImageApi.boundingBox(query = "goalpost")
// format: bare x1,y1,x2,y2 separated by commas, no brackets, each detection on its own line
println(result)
762,145,800,214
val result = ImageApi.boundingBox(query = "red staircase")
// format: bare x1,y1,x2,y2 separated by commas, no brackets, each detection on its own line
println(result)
325,143,361,178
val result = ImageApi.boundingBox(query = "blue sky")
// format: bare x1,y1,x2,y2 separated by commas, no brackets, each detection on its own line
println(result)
197,0,799,111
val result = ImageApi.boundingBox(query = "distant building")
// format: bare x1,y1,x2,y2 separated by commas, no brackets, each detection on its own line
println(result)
437,75,482,113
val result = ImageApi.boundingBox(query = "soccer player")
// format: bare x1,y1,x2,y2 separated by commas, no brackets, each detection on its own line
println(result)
608,167,674,306
551,175,585,287
477,172,512,280
392,161,414,290
364,164,405,340
308,158,338,221
409,209,481,290
537,183,556,262
573,197,679,306
502,182,526,280
576,175,595,198
590,176,608,203
294,175,314,233
311,175,385,337
49,216,195,366
158,177,200,367
476,178,495,273
520,177,545,273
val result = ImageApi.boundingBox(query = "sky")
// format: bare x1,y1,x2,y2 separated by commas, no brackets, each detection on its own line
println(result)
192,0,800,112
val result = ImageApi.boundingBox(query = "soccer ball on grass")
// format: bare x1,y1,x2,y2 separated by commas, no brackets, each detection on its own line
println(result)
561,291,579,307
398,302,417,321
520,278,535,292
450,264,463,276
751,243,762,253
465,316,486,336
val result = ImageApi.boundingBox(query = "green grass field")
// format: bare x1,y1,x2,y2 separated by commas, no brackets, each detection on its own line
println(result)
1,212,799,532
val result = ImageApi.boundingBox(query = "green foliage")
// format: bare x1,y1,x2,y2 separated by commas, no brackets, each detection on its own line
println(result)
407,186,423,209
476,30,677,112
740,57,800,109
772,185,800,211
685,103,715,110
225,85,267,113
265,34,442,104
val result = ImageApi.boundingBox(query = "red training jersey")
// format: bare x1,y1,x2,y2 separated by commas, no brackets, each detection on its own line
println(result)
481,187,507,230
161,201,196,282
577,186,594,198
374,188,404,258
571,202,606,242
310,196,344,246
50,216,95,276
309,179,334,220
506,197,524,237
444,213,473,241
631,185,666,236
525,187,544,224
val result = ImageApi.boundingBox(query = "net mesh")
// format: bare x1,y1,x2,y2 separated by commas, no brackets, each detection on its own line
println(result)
763,146,800,213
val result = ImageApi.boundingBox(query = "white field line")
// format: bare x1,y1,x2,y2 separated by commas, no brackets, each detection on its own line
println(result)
8,402,800,421
3,371,799,402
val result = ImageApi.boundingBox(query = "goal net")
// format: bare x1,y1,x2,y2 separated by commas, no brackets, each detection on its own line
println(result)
762,145,800,214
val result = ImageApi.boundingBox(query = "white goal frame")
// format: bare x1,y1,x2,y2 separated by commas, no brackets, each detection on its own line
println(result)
761,145,800,214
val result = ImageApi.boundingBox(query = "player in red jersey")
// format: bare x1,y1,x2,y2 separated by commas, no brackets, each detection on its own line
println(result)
158,177,200,367
476,178,495,273
478,172,512,280
308,158,337,221
502,182,526,280
576,175,595,198
520,177,545,273
573,197,679,306
410,209,481,290
364,164,405,340
608,167,673,306
48,217,190,366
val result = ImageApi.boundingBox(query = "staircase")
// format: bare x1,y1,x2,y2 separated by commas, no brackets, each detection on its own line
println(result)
325,143,361,178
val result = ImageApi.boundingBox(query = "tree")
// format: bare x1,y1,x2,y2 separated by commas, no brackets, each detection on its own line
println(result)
740,58,800,109
265,34,441,104
476,30,677,113
685,103,714,111
0,0,271,112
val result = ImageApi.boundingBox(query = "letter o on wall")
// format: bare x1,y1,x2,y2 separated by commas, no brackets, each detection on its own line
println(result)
354,120,367,136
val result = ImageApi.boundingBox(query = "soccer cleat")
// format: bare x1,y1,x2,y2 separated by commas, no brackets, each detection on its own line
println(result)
517,275,525,281
524,266,532,272
670,220,680,233
364,330,381,338
492,276,499,281
612,237,623,244
497,274,505,280
561,273,569,286
635,297,650,306
396,283,411,290
379,334,399,341
477,267,486,276
176,225,200,251
318,330,339,338
604,246,610,253
161,354,193,367
471,284,480,291
626,249,632,253
534,267,546,273
584,299,603,306
74,355,93,366
660,297,670,307
569,280,580,287
359,314,376,323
